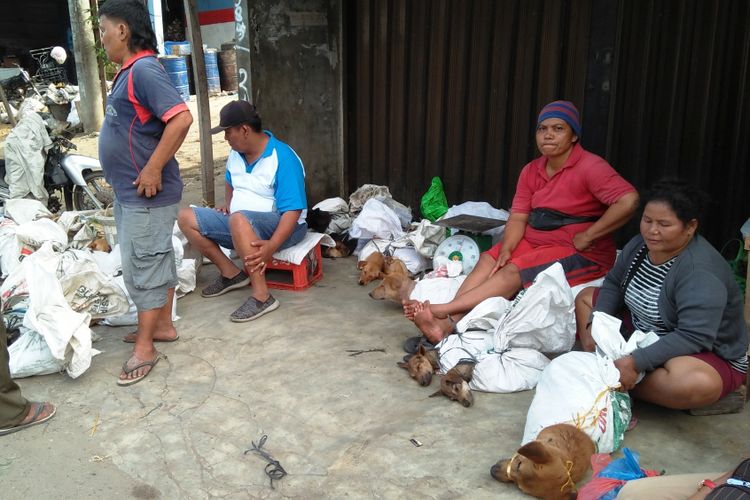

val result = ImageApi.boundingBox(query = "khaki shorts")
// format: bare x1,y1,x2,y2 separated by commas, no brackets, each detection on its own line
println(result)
115,201,178,311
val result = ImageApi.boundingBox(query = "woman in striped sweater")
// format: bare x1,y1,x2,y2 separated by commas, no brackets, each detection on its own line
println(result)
575,179,748,410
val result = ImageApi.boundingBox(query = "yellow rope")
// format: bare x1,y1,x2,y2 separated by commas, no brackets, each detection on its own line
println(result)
560,459,576,493
506,453,519,479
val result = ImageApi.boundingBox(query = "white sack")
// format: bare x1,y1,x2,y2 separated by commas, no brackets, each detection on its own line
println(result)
0,218,20,278
272,231,333,265
9,327,66,378
176,258,197,297
3,112,51,203
407,219,446,258
20,242,98,378
57,249,129,319
522,312,659,453
15,218,68,251
4,198,53,224
437,264,574,394
410,275,467,304
349,198,405,240
492,263,576,354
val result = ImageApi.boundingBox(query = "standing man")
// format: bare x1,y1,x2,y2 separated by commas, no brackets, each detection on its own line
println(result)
0,321,56,435
98,0,193,386
177,100,307,322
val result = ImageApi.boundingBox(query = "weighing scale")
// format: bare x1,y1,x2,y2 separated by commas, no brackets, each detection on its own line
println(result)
432,214,506,275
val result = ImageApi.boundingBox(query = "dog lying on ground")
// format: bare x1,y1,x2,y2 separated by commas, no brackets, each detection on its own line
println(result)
490,423,595,499
357,251,385,285
88,237,111,253
430,360,476,407
397,344,439,386
368,257,415,301
323,233,357,258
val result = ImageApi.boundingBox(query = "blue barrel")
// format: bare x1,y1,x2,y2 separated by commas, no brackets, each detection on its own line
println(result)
158,55,190,101
204,49,221,94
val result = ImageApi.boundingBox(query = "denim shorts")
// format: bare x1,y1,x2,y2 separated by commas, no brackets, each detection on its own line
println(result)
193,207,307,250
115,201,179,311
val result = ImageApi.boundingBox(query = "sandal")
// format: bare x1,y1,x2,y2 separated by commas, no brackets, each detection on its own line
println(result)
0,402,56,436
122,332,179,343
117,352,166,387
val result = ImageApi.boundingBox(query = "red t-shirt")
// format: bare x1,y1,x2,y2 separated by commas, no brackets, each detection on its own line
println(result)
510,143,636,267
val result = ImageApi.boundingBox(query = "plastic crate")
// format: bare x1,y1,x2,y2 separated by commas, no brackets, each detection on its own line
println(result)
265,243,323,291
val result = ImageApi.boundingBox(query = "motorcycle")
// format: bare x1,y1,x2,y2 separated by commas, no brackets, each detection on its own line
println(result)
0,135,113,212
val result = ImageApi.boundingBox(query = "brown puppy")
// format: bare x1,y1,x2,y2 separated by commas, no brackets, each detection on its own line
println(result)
88,238,112,253
382,256,409,276
397,344,439,386
357,251,385,285
490,423,595,500
368,272,415,302
430,360,475,407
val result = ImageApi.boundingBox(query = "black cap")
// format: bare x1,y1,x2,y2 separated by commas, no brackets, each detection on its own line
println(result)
210,100,260,134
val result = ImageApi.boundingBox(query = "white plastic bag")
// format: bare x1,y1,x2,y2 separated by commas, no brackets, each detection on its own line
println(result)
9,328,65,378
57,249,130,319
410,275,467,305
349,198,405,240
0,218,20,278
20,242,98,378
15,218,68,251
522,312,659,453
406,219,446,258
4,198,52,224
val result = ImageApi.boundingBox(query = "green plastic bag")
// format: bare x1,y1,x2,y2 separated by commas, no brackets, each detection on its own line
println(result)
420,177,449,222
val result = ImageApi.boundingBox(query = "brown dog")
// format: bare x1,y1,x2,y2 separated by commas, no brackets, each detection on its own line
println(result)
382,256,409,276
490,423,595,499
369,258,414,302
357,251,385,285
397,344,439,386
88,237,112,253
430,360,475,407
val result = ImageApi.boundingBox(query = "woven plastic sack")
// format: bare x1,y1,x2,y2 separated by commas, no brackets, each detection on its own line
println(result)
420,177,449,222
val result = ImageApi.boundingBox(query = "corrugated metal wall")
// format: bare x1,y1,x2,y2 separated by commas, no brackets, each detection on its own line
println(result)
607,0,750,245
345,0,750,247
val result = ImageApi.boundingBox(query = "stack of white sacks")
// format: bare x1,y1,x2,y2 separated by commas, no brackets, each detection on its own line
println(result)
0,199,197,379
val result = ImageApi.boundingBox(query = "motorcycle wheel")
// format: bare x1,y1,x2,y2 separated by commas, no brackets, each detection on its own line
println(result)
72,171,115,211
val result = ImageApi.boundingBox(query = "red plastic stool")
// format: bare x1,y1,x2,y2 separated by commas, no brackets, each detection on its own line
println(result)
265,242,323,291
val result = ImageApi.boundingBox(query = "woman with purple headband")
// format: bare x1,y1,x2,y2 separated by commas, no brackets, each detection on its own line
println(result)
403,100,639,349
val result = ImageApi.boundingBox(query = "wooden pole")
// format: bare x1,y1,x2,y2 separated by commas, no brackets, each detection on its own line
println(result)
183,0,215,207
0,85,16,127
89,0,108,114
68,0,104,132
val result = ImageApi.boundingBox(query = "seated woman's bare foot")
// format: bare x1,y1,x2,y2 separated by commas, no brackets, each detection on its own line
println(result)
402,299,421,321
414,301,453,344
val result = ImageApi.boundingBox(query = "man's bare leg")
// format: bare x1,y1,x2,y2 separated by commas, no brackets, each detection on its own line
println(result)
123,288,178,342
177,207,242,279
229,214,270,301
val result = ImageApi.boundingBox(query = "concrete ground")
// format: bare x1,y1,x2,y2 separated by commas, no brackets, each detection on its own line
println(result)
1,254,748,499
2,93,748,498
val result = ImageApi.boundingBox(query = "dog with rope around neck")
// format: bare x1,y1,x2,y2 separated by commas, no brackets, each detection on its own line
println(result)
490,423,595,499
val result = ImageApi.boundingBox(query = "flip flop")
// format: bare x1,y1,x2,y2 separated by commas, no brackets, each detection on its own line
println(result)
0,402,56,436
122,332,179,343
117,352,166,387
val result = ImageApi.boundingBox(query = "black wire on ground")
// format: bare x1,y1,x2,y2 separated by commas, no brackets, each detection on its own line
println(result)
244,434,287,489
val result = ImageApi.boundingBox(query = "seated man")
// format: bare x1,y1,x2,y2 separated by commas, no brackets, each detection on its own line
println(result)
178,101,307,322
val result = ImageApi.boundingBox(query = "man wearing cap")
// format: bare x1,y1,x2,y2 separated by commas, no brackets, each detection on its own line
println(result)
177,100,307,322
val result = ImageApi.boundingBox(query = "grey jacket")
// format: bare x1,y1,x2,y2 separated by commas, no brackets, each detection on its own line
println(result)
593,234,749,372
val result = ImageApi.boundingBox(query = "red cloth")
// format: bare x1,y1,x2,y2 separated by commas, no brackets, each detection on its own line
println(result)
510,143,636,268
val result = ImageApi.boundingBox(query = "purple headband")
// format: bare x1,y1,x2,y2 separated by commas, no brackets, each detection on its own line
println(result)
537,100,581,137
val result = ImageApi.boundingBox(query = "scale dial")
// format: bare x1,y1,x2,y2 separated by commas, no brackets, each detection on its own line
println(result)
433,235,480,275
